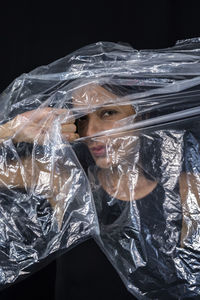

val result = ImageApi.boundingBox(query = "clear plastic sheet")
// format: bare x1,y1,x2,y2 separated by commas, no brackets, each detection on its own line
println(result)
1,38,200,298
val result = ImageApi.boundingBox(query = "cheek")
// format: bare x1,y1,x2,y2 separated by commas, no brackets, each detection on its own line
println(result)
107,134,139,157
89,136,138,169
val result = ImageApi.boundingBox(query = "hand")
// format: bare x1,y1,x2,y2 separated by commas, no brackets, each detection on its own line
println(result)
0,107,79,144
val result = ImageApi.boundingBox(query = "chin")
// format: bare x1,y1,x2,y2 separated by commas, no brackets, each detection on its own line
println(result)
94,155,123,169
89,144,131,169
93,156,111,169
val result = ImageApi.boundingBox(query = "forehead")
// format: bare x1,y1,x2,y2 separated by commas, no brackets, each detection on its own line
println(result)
72,83,117,109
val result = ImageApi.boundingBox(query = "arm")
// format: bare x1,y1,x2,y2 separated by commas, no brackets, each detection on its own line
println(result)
0,121,14,142
0,108,79,218
0,107,78,144
179,172,200,247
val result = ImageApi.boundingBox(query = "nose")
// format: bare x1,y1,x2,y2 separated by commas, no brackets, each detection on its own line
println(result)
85,115,100,137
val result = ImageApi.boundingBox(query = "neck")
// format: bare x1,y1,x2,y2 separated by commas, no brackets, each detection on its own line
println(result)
99,161,140,180
98,164,157,201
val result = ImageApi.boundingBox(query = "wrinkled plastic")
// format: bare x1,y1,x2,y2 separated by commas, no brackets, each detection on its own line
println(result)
1,38,200,298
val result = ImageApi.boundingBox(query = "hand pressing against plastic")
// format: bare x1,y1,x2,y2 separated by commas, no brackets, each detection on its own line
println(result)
0,107,79,144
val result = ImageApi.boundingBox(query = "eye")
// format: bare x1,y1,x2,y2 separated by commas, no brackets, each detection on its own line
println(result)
77,115,88,123
100,109,118,119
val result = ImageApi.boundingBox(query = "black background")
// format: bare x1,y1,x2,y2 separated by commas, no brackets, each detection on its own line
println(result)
0,0,200,299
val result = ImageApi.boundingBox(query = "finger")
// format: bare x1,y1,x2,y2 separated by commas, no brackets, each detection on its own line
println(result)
63,133,80,142
21,107,70,124
60,114,75,124
61,124,76,133
37,109,75,126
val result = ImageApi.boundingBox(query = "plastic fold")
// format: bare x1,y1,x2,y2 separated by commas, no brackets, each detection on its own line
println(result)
0,38,200,299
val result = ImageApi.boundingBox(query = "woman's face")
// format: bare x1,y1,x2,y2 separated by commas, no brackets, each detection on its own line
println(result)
73,84,136,169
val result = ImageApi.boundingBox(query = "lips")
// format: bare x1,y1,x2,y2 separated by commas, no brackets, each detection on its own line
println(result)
90,145,106,157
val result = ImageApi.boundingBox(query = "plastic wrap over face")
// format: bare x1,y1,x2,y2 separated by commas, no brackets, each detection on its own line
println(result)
1,38,200,298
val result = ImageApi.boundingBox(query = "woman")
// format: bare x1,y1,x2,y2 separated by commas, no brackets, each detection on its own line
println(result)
1,81,198,299
0,82,145,299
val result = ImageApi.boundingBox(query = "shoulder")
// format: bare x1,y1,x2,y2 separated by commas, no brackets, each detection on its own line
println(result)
178,172,200,247
179,172,200,205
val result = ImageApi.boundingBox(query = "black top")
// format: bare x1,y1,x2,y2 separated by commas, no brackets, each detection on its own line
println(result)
0,172,199,299
55,172,185,300
92,182,184,299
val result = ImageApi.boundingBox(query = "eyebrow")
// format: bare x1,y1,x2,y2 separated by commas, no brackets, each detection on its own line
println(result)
73,105,121,120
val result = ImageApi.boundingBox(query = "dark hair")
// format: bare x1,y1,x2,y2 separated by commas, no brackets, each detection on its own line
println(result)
73,82,163,179
93,83,200,181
